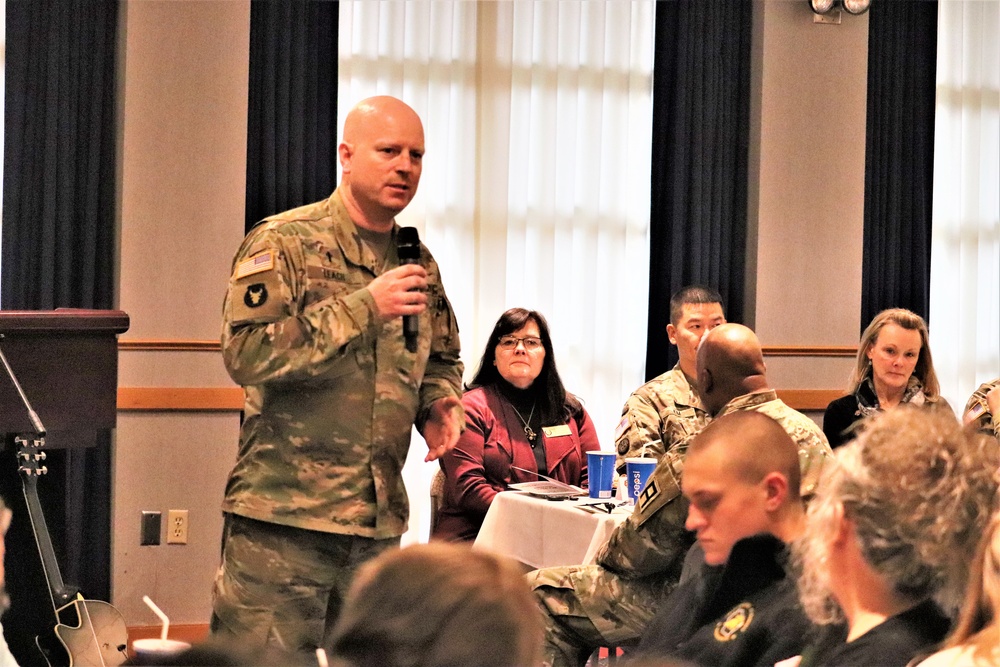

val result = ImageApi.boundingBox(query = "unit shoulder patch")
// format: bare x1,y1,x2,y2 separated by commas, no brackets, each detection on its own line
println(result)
714,602,755,642
243,283,268,308
228,250,284,326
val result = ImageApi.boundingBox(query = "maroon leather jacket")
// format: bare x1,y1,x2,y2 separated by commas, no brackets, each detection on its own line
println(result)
433,384,601,542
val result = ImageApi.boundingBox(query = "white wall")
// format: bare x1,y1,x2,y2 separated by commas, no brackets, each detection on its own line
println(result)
114,0,250,626
749,0,869,391
109,0,872,626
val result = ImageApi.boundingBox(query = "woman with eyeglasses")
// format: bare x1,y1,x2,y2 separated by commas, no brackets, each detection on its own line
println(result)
432,308,600,542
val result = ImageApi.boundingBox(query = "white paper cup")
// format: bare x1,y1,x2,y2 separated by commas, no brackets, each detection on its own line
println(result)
132,638,192,661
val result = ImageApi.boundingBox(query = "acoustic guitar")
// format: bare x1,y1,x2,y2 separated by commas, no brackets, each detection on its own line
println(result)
16,435,129,667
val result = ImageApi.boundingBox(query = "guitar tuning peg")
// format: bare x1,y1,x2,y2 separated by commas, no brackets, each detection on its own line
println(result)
36,451,46,461
38,466,48,475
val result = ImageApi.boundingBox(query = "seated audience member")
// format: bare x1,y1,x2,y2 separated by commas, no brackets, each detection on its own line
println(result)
793,407,999,667
917,511,1000,667
824,308,948,448
614,286,725,474
963,378,1000,442
0,496,15,667
433,308,600,542
528,323,832,667
630,411,813,667
326,542,542,667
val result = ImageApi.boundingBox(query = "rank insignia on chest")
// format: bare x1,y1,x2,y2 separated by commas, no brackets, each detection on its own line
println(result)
244,283,269,308
714,602,754,642
637,478,659,511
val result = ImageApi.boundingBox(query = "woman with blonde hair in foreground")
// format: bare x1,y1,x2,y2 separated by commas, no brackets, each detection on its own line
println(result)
326,542,543,667
917,511,1000,667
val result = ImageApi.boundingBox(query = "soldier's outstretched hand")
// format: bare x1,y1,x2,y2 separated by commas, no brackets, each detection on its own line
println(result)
423,396,463,461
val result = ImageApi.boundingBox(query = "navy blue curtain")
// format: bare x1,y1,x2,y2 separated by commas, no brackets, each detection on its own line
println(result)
245,0,340,232
1,1,119,664
645,0,752,379
860,1,938,329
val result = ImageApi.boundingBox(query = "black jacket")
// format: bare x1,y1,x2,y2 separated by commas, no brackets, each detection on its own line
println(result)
799,599,950,667
633,533,813,667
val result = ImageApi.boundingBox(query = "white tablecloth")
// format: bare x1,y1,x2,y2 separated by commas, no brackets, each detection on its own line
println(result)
473,491,631,569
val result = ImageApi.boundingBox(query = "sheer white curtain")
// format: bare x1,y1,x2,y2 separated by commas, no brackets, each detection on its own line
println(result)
339,0,654,543
929,0,1000,413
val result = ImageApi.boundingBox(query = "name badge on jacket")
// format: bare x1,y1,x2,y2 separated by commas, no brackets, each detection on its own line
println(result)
542,424,572,438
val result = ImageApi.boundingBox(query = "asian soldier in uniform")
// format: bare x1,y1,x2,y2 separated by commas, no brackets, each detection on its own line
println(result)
613,286,725,474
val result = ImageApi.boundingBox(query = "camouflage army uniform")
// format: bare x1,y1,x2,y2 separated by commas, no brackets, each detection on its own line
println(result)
965,379,1000,440
529,389,832,667
211,189,463,651
614,365,708,474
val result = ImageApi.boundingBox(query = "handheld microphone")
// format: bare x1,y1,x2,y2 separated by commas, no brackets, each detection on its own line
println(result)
397,227,421,353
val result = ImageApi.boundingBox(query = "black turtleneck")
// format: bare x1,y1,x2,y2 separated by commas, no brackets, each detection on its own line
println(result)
496,380,547,474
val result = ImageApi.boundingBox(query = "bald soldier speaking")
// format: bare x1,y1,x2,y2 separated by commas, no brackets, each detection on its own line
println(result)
212,96,465,652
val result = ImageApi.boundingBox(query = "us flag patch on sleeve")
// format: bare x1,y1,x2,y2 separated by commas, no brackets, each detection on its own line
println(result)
615,415,630,440
236,251,274,279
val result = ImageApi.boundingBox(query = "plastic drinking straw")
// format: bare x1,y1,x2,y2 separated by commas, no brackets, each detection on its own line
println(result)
142,595,170,642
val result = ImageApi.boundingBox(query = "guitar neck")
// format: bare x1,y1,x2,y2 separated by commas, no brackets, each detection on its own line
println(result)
17,436,76,610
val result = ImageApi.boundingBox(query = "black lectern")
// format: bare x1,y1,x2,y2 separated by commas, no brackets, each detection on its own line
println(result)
0,309,129,447
0,309,129,666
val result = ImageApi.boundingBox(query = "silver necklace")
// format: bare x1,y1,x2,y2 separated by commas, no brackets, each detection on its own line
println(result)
511,402,537,442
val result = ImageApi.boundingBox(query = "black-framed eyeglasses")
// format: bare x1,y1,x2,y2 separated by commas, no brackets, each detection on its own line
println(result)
498,336,543,351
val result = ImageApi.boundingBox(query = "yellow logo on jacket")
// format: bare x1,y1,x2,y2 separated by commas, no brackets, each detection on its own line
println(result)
714,602,754,642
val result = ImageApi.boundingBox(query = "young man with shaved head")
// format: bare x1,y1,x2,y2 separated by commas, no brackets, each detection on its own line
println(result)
631,411,813,666
213,96,465,652
529,323,831,667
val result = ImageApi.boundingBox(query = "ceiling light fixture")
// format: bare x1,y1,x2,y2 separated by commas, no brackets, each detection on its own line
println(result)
841,0,872,15
809,0,871,16
809,0,837,14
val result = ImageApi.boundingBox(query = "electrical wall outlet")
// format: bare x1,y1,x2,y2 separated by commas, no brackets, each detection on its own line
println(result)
167,509,189,545
140,511,161,546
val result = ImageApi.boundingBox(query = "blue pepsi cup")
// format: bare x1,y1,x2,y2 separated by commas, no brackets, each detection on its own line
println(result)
625,457,657,505
587,451,616,499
